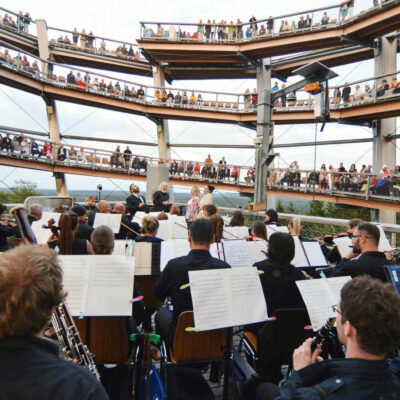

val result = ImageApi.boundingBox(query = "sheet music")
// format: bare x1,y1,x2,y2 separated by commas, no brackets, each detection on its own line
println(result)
376,224,392,251
266,225,289,238
113,240,131,256
247,240,268,265
222,239,251,267
172,220,189,239
85,256,134,316
224,226,249,239
292,236,310,267
93,213,122,233
210,243,221,259
59,256,90,316
132,211,145,225
296,276,351,329
59,255,134,316
160,239,191,271
302,241,328,267
333,236,352,258
189,268,268,331
156,220,171,241
133,242,152,268
31,212,62,244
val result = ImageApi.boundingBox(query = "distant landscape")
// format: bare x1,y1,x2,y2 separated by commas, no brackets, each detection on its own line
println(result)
1,187,310,210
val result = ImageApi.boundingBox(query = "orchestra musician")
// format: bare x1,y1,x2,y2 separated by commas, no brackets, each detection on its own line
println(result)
0,204,17,251
27,204,43,225
247,221,268,241
257,277,400,399
154,219,231,349
0,245,109,399
126,183,147,217
46,211,94,255
87,200,110,226
112,203,140,240
72,204,94,241
134,216,163,244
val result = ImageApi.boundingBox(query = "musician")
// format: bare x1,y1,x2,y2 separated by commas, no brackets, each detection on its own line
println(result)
126,183,147,217
0,204,17,251
208,214,224,243
87,200,110,226
28,204,43,225
264,209,279,225
154,219,231,348
112,203,140,240
72,204,94,241
47,211,94,255
327,222,393,281
0,245,109,399
153,181,171,212
248,221,268,241
202,204,218,218
257,276,400,399
316,218,361,263
134,215,163,243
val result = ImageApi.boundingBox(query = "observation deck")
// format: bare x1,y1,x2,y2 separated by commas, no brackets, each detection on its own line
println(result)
137,1,400,69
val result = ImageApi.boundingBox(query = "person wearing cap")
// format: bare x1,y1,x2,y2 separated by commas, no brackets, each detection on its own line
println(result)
72,204,94,241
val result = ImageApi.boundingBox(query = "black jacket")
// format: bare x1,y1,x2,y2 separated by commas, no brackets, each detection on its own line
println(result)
153,191,170,212
126,193,146,217
253,259,306,316
113,212,140,240
155,249,230,327
0,337,109,400
75,220,94,241
327,251,393,281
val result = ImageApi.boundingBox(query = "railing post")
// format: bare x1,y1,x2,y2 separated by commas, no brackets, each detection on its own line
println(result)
366,175,370,200
329,172,334,195
311,12,314,30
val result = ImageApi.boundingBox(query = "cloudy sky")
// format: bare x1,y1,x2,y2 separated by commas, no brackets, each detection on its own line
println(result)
0,0,398,195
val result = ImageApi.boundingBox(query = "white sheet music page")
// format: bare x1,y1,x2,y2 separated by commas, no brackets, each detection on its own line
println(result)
58,256,90,316
31,212,62,244
224,226,249,239
85,256,134,316
93,213,122,233
247,240,268,265
302,241,328,267
296,276,351,329
333,236,352,258
113,240,130,256
156,220,172,241
266,225,289,238
189,267,268,331
209,243,222,260
376,224,392,251
172,220,189,239
160,239,190,271
292,236,310,267
222,239,252,267
133,242,152,268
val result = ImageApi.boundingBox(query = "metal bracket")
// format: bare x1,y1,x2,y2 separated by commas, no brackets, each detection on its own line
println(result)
236,51,257,66
145,114,162,125
337,118,372,128
238,122,257,131
340,34,376,49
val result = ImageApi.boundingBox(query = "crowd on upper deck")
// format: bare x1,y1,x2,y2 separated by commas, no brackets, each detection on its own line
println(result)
0,10,32,34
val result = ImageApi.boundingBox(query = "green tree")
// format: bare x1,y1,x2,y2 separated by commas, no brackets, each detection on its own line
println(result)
7,180,42,203
286,201,299,214
306,200,325,217
0,189,10,203
276,199,285,213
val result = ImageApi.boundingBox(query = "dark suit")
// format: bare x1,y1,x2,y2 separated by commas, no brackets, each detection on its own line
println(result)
327,251,393,281
75,220,94,241
126,193,146,217
87,209,97,226
153,191,170,212
154,249,230,347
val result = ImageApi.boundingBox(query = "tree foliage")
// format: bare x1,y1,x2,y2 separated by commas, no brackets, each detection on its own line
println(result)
1,180,42,204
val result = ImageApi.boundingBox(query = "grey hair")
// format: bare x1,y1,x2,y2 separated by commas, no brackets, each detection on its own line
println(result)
97,200,109,210
29,204,43,216
159,181,168,190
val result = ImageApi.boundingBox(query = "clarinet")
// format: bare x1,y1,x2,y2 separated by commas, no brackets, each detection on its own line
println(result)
51,302,101,380
311,317,336,352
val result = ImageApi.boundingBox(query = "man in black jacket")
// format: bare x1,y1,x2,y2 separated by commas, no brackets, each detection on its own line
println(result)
257,276,400,400
0,245,109,400
126,183,147,217
112,203,140,240
27,204,42,225
327,222,393,281
154,219,231,348
1,133,13,153
153,181,171,212
72,204,94,241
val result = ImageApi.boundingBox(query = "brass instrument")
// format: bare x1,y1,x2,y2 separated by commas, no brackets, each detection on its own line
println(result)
51,303,100,380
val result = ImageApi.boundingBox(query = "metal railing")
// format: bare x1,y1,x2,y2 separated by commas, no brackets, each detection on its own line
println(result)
139,1,392,43
0,131,255,187
0,6,37,37
3,43,400,119
267,167,400,202
47,26,148,63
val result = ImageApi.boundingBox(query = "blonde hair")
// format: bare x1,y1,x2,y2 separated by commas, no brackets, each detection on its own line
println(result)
192,186,200,197
141,215,159,235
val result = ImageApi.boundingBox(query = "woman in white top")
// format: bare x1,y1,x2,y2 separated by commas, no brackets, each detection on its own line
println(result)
20,138,29,157
186,185,200,223
198,184,215,217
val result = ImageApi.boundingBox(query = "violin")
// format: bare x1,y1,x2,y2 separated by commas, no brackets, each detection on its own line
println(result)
47,218,59,239
316,232,349,245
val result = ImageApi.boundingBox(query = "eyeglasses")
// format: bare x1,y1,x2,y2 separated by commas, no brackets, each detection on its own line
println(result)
350,234,372,240
332,305,342,315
